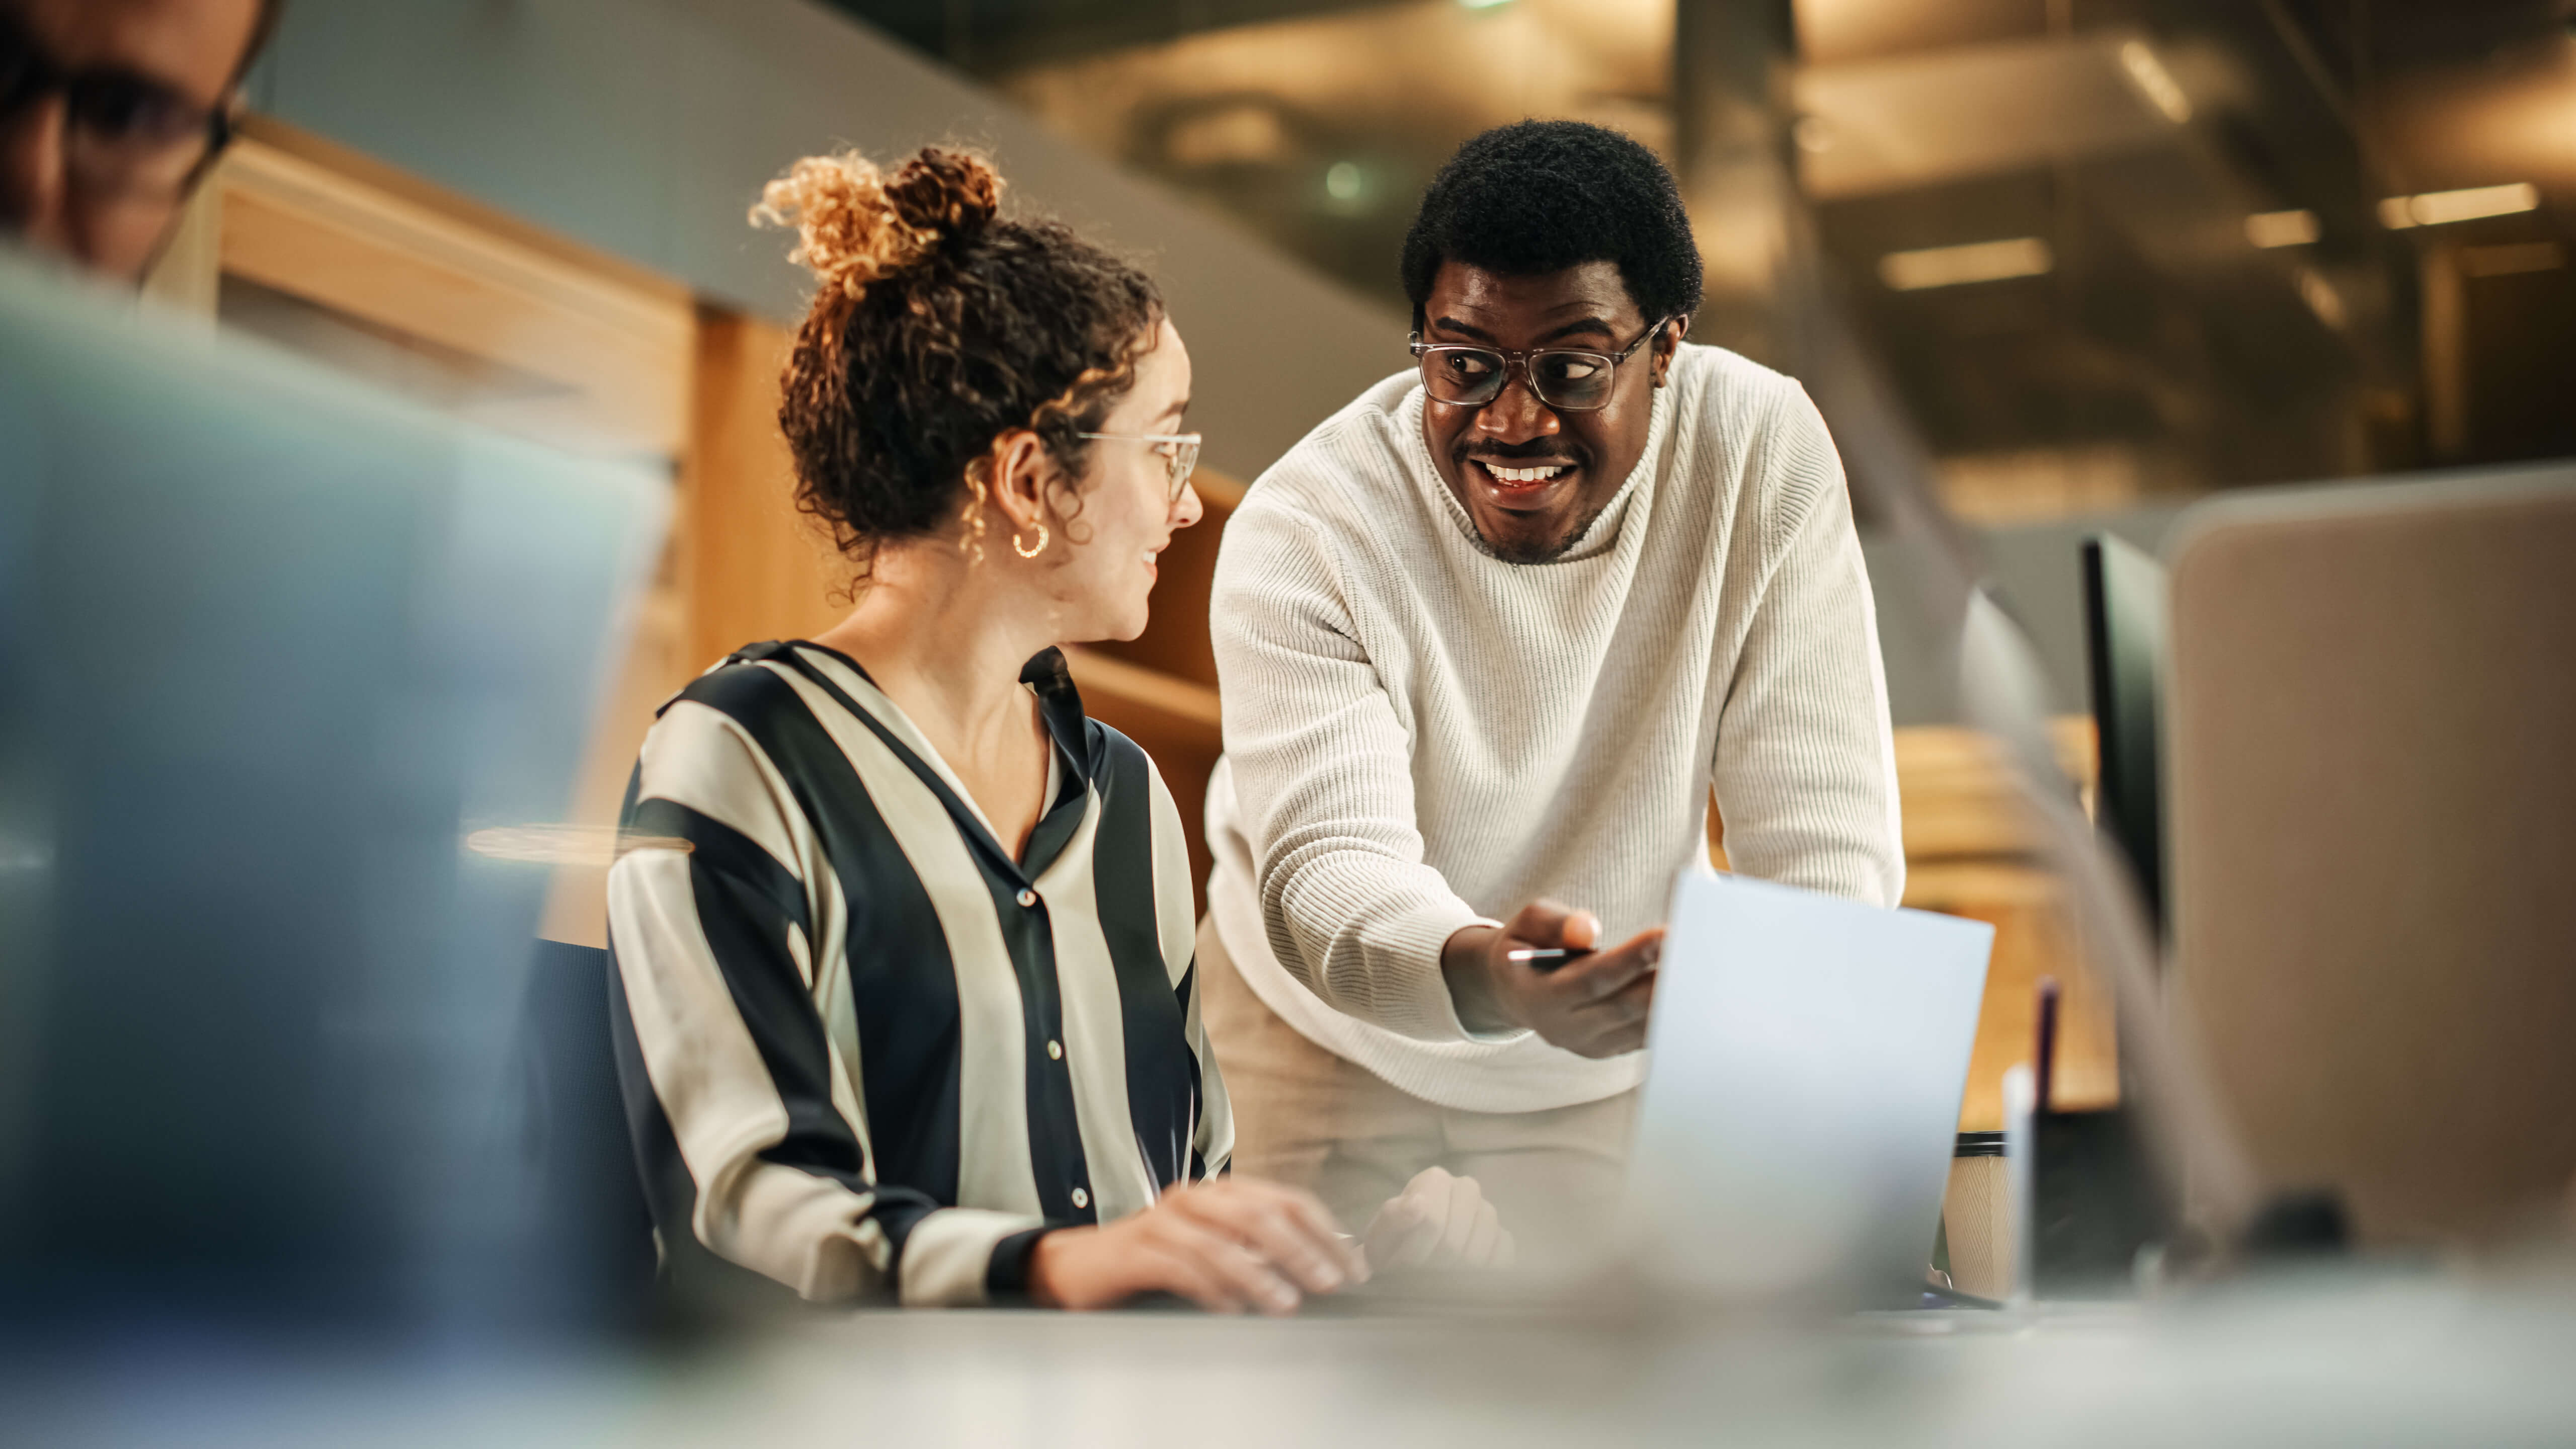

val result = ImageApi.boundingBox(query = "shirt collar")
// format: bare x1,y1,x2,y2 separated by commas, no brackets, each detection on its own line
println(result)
1016,646,1093,874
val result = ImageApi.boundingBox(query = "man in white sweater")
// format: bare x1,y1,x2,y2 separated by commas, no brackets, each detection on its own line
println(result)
1200,121,1903,1260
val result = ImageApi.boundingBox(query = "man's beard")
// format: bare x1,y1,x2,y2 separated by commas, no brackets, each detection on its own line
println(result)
1479,500,1611,565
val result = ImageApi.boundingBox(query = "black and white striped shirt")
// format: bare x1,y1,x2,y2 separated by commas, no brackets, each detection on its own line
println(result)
605,641,1229,1306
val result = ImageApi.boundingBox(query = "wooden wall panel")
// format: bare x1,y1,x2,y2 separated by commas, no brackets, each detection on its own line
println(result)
1062,647,1225,915
1891,720,2120,1131
217,124,694,458
1904,863,2120,1131
685,310,849,667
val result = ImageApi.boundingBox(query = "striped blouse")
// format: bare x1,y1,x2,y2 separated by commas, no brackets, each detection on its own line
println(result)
604,641,1230,1307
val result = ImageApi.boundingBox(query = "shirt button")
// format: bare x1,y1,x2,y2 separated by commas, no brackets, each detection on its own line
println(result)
1046,1039,1064,1061
1070,1187,1089,1209
1015,888,1036,908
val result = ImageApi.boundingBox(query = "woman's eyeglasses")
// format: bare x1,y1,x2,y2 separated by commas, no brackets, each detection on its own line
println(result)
1409,317,1671,413
0,15,237,202
1076,431,1202,503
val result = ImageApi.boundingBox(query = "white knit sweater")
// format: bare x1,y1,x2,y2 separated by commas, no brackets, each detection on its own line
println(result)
1203,343,1904,1113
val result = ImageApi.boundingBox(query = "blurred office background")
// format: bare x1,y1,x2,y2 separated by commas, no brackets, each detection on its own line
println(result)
142,0,2576,1140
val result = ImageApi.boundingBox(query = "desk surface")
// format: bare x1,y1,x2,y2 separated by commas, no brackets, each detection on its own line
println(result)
13,1264,2576,1446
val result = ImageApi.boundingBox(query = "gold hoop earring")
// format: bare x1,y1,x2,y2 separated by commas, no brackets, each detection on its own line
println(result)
1011,523,1050,558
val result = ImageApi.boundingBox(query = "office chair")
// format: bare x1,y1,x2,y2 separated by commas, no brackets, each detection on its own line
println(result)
510,938,660,1324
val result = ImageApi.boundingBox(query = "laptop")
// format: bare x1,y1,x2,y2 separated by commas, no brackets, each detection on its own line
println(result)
0,252,667,1329
1624,870,1994,1308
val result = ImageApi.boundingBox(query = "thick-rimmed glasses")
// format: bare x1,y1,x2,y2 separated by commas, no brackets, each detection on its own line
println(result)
0,14,238,201
1409,317,1672,413
1076,431,1201,503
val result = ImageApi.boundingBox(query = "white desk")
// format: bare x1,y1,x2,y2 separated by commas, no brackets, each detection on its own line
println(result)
13,1265,2576,1446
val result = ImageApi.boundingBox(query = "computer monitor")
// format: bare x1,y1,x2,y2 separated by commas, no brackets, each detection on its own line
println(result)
0,254,667,1329
2165,464,2576,1247
2082,533,2167,938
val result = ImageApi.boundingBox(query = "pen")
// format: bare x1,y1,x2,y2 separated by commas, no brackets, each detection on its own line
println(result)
1505,947,1590,971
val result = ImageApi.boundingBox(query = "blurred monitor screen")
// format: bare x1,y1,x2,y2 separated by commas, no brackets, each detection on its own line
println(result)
2083,532,2168,936
0,253,666,1331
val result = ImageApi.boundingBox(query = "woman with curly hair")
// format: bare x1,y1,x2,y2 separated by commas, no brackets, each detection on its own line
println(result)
599,145,1393,1312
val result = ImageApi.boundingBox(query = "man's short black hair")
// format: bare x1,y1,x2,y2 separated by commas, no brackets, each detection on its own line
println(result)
1400,120,1703,334
238,0,286,83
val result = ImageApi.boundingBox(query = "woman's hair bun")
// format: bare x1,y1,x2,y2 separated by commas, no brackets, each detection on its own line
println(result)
750,145,1004,304
884,147,1003,236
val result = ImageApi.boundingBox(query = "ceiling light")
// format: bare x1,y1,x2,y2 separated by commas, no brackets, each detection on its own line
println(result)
2119,40,2193,125
2377,183,2541,228
1457,0,1514,9
2245,209,2320,248
1324,161,1364,202
2293,266,2346,330
1163,104,1288,168
1879,237,2054,291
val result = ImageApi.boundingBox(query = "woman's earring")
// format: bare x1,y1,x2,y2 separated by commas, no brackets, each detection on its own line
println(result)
1011,523,1050,558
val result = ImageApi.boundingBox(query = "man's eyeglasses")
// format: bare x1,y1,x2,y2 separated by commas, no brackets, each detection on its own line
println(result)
1075,431,1202,503
1409,317,1672,413
0,14,237,201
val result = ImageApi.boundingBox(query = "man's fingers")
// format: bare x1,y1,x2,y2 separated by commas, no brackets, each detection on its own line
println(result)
1581,1019,1649,1058
1503,899,1594,951
1552,931,1661,1002
1571,967,1656,1022
1566,974,1654,1056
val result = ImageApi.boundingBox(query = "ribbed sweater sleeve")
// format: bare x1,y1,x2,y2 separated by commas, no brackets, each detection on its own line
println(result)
1712,381,1906,907
1209,497,1493,1042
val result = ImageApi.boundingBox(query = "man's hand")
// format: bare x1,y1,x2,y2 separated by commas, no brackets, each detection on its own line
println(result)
1026,1177,1369,1315
1363,1166,1516,1271
1441,900,1661,1057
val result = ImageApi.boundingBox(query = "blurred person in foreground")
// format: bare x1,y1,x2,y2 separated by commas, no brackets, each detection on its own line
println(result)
0,0,274,284
1201,121,1903,1262
606,146,1505,1315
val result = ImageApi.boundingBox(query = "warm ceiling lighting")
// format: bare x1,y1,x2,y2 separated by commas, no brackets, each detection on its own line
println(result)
2245,209,2320,248
2119,40,2193,124
1163,103,1289,168
2377,183,2541,228
2293,266,2347,330
1878,237,2054,291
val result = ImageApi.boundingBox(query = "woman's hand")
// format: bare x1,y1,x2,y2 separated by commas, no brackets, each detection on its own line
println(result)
1026,1178,1369,1315
1362,1166,1517,1272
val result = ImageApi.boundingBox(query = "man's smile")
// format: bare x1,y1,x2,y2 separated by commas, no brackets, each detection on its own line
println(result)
1463,454,1584,513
